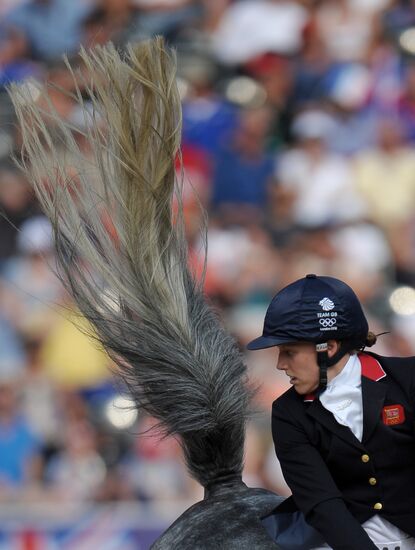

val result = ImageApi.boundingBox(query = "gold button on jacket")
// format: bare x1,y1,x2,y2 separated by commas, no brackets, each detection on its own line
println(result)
373,502,383,510
361,454,370,463
369,477,377,486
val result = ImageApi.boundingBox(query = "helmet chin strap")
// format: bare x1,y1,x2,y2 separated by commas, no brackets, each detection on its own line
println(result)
315,340,356,394
316,342,329,393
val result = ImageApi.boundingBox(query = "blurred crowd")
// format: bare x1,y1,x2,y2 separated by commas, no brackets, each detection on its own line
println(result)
1,0,415,510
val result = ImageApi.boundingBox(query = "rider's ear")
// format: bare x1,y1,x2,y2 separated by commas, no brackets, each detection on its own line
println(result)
327,340,341,358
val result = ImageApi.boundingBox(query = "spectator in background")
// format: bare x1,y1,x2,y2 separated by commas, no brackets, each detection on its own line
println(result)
244,53,295,147
46,419,107,502
366,24,403,113
325,63,378,156
315,0,376,63
212,0,309,65
84,0,145,48
0,314,26,394
181,50,238,158
293,9,335,105
0,164,39,269
39,306,112,391
0,21,28,81
353,115,415,291
354,116,415,230
81,5,117,49
123,0,203,43
0,14,40,86
199,0,231,34
20,336,62,455
32,59,85,124
210,105,275,224
276,109,366,228
0,216,63,339
0,378,42,499
119,416,199,503
4,0,94,63
204,223,281,306
329,222,393,299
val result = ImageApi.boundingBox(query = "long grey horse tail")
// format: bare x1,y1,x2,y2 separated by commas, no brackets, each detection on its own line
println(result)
8,37,253,488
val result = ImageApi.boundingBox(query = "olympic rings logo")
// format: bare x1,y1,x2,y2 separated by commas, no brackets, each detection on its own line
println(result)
319,318,337,328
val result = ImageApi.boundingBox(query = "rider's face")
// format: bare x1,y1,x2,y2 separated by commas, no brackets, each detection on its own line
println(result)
276,342,320,395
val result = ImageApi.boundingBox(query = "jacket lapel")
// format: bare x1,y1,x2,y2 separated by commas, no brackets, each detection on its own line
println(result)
361,376,387,444
306,398,364,450
359,353,388,444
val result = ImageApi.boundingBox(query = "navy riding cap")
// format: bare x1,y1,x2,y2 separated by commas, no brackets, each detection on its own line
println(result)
247,274,368,351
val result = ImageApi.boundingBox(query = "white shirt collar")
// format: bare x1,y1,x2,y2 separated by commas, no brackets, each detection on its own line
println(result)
327,353,361,389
